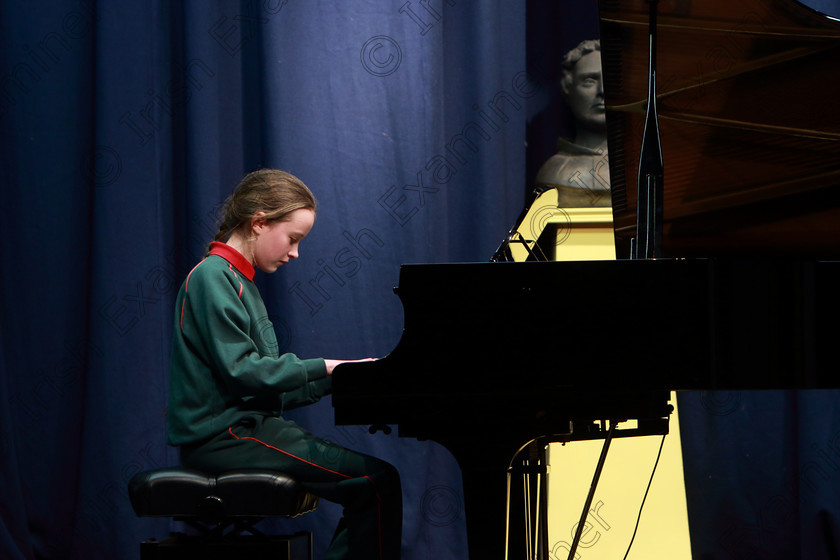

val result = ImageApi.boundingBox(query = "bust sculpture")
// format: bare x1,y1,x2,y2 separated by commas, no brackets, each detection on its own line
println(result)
535,39,610,208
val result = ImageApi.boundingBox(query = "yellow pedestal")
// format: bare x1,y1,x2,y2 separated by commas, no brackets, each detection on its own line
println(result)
507,189,616,262
549,207,616,262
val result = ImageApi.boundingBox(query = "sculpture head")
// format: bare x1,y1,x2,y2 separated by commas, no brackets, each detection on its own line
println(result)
561,39,605,133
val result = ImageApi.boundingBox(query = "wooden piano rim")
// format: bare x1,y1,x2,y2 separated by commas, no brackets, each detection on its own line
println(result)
600,15,840,40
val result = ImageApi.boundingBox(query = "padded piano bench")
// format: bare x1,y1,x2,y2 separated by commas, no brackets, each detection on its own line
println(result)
128,467,318,560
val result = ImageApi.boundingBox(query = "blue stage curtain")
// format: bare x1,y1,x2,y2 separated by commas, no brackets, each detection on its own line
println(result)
2,1,839,559
0,1,529,558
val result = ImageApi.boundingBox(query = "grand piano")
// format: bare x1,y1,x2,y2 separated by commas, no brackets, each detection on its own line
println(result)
333,1,840,558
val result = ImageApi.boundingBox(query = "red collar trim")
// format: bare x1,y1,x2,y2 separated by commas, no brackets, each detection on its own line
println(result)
208,242,256,281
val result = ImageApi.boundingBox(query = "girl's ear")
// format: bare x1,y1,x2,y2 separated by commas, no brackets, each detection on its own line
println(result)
251,211,267,234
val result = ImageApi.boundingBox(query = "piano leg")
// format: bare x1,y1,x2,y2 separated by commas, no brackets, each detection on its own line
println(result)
446,423,627,559
442,436,542,560
459,453,512,559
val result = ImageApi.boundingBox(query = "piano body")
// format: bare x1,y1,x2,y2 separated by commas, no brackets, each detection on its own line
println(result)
333,1,840,558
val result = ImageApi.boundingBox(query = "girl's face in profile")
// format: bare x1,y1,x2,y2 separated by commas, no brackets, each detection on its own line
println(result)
252,208,315,273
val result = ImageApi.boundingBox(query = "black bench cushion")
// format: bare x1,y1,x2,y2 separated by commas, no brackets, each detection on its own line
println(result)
129,468,318,519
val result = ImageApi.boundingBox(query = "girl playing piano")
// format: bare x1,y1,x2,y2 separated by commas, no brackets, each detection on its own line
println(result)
166,168,402,559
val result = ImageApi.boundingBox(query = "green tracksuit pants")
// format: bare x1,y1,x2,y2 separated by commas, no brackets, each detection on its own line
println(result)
180,413,402,560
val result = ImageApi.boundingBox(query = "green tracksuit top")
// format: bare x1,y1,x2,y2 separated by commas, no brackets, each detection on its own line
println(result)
167,242,330,446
